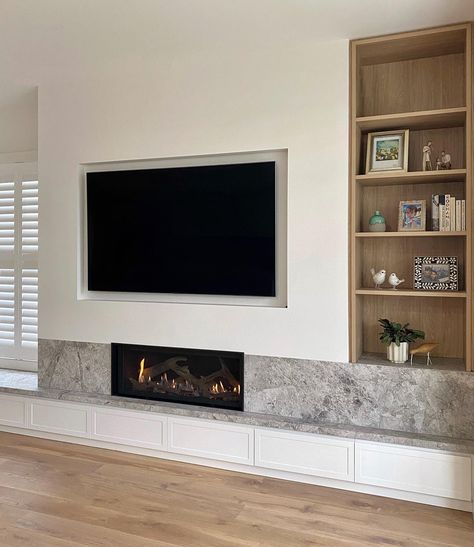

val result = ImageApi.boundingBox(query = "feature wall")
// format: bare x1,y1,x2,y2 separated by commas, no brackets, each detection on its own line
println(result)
35,38,349,361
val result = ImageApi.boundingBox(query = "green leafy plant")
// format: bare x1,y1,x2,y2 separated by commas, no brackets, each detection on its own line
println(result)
378,318,425,347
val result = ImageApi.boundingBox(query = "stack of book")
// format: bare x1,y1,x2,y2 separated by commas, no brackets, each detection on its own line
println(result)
431,194,466,232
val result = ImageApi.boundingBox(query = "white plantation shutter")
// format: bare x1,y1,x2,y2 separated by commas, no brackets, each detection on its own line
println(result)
0,268,15,347
21,268,38,349
0,164,38,364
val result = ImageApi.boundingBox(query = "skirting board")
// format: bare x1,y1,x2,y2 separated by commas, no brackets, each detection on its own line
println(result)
0,423,471,514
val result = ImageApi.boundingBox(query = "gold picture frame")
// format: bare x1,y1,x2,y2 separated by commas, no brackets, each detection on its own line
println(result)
366,129,409,174
398,199,426,232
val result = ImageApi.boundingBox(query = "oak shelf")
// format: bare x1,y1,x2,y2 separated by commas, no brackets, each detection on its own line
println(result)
356,107,466,132
355,169,467,187
358,352,466,372
355,231,467,238
355,289,467,298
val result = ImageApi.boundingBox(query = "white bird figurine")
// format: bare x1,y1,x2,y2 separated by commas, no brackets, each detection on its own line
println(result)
388,272,405,290
370,268,386,289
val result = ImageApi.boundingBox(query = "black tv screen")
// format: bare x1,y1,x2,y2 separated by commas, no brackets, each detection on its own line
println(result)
87,162,276,296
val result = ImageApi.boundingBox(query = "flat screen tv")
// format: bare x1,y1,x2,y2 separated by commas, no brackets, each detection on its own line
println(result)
86,161,276,296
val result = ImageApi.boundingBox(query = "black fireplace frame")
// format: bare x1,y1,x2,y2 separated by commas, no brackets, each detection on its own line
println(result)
111,343,244,411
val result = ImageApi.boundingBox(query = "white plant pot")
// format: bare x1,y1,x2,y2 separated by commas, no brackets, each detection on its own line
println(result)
387,342,409,364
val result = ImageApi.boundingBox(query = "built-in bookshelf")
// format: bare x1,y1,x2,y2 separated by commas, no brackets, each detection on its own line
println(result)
349,24,473,371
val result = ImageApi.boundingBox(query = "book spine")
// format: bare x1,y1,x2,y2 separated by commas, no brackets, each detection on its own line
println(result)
431,194,439,231
439,194,446,231
462,200,466,231
445,194,451,232
450,195,456,232
456,200,462,231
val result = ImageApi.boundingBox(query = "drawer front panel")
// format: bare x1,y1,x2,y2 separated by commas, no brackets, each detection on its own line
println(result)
255,429,354,481
0,395,27,427
168,417,254,465
355,442,472,501
30,401,89,437
92,409,167,449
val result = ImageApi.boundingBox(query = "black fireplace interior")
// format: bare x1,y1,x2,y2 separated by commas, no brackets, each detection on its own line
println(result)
112,343,243,411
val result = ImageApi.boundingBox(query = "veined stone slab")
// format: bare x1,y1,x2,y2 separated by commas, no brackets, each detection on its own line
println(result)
244,355,474,440
38,339,474,439
39,339,110,395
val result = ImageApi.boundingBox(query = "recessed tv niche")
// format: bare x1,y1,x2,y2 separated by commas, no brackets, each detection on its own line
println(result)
86,162,276,296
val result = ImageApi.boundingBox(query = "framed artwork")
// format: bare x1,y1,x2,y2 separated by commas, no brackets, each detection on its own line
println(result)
414,256,458,291
398,199,426,231
365,129,409,174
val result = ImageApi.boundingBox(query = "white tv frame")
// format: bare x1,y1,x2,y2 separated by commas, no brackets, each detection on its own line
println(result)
78,149,287,307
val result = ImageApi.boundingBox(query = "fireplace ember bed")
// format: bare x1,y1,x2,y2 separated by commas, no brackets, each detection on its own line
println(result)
112,343,244,411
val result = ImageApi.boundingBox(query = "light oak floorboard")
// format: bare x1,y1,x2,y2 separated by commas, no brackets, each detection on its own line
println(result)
0,432,472,546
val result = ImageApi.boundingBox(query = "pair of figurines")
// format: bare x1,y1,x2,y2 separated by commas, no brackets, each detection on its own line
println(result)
423,141,451,171
370,268,405,290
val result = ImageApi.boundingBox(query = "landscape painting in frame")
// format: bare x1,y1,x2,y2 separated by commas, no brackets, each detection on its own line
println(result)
366,129,409,173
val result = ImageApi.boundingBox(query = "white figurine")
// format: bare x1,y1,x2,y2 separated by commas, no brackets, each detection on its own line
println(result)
388,272,405,290
370,268,386,289
422,141,432,171
440,151,451,170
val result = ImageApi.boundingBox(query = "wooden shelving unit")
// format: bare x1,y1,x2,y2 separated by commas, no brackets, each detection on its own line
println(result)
349,24,473,371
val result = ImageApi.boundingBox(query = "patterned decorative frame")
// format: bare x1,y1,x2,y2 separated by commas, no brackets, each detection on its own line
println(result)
414,256,458,291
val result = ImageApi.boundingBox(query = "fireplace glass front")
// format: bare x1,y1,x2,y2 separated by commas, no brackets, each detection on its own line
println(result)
112,343,243,411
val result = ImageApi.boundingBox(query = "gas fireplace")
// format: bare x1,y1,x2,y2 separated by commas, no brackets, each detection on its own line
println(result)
111,343,244,411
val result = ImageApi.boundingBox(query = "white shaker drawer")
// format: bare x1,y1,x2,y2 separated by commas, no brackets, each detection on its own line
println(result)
255,428,354,481
355,441,472,501
0,395,27,428
168,417,254,465
30,400,90,437
92,408,167,450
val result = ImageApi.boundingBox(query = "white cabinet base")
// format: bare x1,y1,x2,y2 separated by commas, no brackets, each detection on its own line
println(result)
168,417,254,465
255,428,354,481
0,393,471,514
0,395,26,428
30,400,90,437
355,441,472,502
92,407,167,450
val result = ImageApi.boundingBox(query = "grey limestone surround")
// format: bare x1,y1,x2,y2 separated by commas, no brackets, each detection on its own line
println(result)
38,338,474,442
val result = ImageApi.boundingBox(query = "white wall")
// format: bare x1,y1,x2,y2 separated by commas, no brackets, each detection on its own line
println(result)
2,1,472,365
0,85,37,157
36,39,349,362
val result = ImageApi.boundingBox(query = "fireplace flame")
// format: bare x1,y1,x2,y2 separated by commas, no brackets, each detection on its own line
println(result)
138,358,145,384
210,381,230,394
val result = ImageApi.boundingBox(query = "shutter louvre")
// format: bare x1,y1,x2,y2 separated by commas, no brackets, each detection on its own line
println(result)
0,269,15,347
21,267,38,349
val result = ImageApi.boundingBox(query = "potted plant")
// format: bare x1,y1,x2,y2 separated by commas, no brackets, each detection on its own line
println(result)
378,318,425,363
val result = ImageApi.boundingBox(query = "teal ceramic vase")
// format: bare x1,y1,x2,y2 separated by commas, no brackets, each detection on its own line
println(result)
368,210,386,232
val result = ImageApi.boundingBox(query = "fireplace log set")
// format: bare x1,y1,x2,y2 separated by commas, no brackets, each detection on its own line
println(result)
129,356,240,400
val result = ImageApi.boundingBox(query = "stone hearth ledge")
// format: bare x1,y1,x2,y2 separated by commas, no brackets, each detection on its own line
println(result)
0,380,473,455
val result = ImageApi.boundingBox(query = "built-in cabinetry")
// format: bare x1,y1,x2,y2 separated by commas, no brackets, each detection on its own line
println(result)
349,24,473,370
0,394,471,512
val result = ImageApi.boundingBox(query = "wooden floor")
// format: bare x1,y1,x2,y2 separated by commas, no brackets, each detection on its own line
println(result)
0,433,472,546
